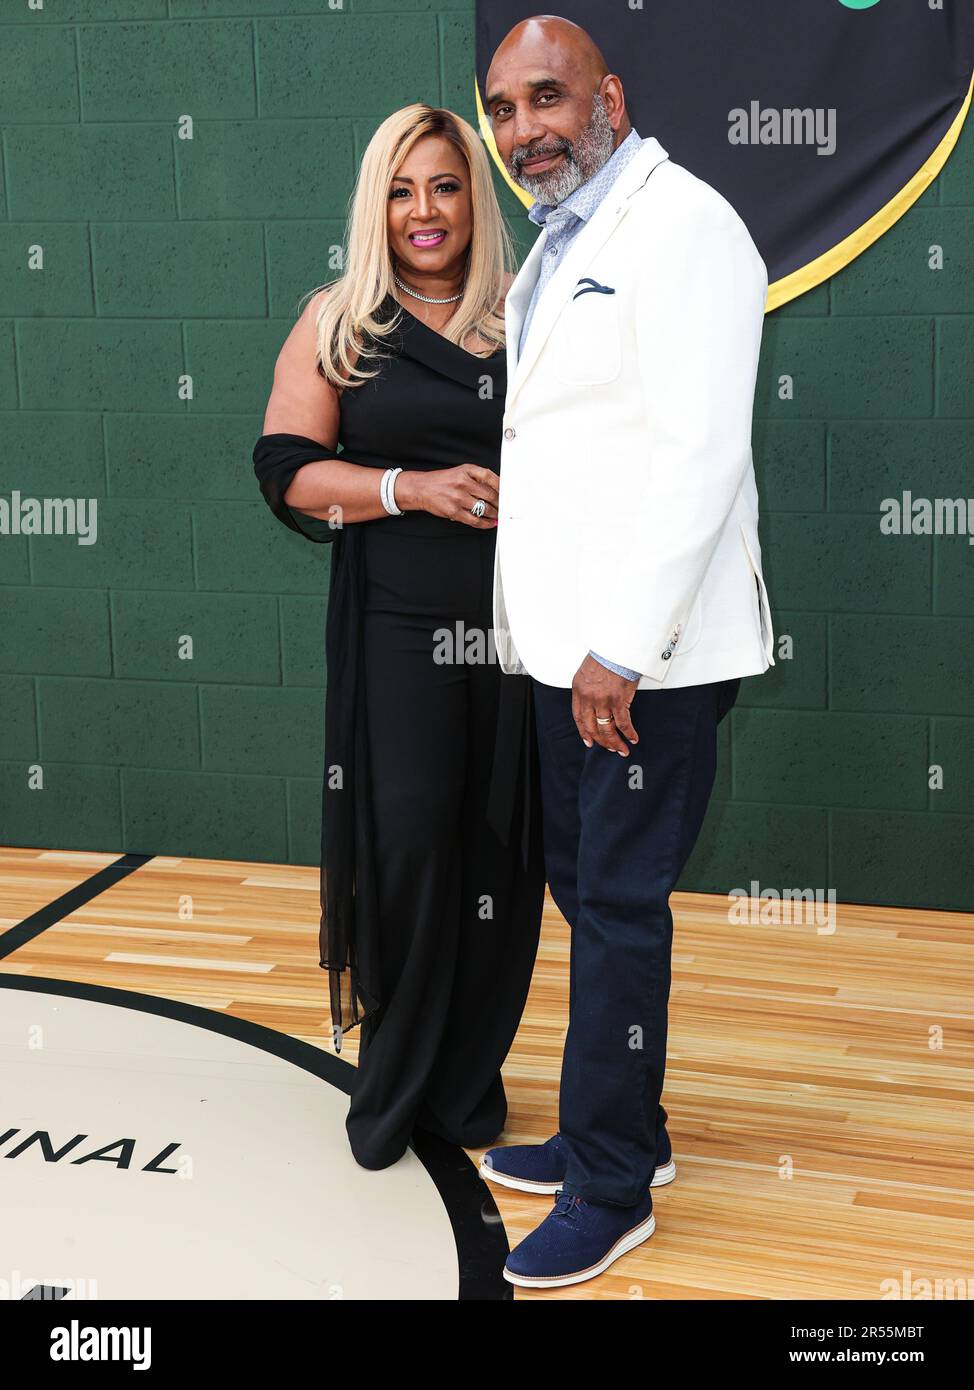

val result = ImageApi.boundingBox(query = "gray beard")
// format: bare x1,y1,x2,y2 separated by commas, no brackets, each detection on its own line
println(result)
509,95,618,204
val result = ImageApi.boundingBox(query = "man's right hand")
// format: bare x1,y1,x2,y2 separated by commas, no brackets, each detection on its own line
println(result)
396,465,499,528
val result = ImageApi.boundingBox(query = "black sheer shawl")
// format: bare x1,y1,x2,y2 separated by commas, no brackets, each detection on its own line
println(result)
253,432,378,1046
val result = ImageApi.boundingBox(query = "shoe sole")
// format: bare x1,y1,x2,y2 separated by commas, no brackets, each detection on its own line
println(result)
479,1157,677,1195
502,1212,656,1289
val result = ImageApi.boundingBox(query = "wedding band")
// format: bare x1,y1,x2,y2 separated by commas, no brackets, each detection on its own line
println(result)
596,716,614,726
471,498,487,518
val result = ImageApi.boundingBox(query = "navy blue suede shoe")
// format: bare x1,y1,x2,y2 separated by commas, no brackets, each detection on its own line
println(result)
503,1189,656,1288
480,1132,676,1195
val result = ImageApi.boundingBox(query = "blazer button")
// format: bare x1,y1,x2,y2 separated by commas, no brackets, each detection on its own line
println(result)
504,427,515,440
662,650,671,661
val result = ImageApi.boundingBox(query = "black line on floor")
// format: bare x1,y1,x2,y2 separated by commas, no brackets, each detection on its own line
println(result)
0,852,154,959
412,1128,512,1302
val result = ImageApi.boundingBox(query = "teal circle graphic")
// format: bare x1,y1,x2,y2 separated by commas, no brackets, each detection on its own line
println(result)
838,0,882,8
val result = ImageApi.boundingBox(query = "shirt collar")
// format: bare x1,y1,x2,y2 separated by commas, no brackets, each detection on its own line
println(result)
527,128,643,229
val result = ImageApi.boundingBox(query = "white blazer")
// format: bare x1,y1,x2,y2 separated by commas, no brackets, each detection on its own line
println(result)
492,136,775,691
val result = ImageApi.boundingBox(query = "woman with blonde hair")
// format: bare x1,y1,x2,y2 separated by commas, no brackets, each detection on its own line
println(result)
254,104,545,1170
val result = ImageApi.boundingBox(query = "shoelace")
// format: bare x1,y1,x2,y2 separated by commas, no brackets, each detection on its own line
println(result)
553,1189,582,1220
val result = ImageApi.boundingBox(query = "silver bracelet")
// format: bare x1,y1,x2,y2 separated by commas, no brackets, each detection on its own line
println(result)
379,466,403,516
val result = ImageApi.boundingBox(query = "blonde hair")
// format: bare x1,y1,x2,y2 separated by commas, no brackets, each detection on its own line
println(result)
303,104,516,389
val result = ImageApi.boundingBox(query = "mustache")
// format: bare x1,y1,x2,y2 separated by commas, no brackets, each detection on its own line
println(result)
512,140,571,174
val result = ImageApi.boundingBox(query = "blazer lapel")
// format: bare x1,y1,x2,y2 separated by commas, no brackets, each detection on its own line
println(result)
504,231,547,378
505,137,670,409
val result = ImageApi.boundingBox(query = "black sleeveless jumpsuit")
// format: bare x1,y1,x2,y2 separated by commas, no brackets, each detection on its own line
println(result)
336,294,545,1169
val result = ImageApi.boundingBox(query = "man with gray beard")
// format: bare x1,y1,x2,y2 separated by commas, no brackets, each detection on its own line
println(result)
479,15,772,1288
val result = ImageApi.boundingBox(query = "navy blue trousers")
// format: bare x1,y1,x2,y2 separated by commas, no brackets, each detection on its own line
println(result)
533,675,739,1207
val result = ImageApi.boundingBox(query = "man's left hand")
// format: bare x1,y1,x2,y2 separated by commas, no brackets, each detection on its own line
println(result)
571,654,640,754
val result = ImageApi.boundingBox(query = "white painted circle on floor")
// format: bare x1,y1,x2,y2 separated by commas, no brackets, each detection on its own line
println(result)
0,986,463,1300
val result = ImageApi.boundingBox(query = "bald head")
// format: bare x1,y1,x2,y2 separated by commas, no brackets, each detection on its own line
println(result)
491,15,609,91
486,14,630,202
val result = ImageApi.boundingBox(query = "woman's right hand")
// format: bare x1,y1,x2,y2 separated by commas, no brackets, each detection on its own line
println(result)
396,465,499,528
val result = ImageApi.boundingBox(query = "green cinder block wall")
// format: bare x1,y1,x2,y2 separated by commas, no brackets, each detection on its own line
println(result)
0,1,972,911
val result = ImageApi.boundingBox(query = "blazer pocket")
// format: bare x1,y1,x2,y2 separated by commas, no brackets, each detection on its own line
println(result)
552,291,622,385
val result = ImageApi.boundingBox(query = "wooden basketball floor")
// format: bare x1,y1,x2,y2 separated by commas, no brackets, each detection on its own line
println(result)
1,844,971,1301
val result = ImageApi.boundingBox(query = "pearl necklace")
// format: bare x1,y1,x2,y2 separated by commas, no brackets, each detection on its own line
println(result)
393,271,464,305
